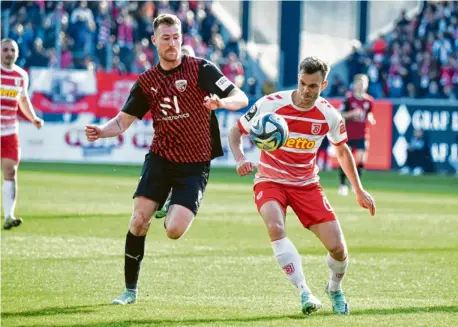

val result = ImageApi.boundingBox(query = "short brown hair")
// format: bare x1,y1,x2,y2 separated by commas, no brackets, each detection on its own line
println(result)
298,57,330,80
153,14,181,34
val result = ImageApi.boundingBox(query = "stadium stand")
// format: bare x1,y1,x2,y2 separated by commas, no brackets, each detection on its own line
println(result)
339,0,458,99
1,0,245,84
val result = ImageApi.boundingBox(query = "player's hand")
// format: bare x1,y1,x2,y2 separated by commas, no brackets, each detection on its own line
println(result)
236,157,255,176
85,124,102,142
32,117,44,129
355,189,376,216
203,94,225,110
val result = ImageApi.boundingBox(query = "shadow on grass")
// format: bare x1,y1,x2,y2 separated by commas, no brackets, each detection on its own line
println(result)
5,304,458,327
1,304,111,318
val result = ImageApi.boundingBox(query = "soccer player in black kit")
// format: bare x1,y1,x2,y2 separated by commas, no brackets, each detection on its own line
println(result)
85,14,248,305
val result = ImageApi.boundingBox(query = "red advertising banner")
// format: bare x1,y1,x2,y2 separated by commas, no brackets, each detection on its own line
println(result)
329,99,393,170
96,72,139,118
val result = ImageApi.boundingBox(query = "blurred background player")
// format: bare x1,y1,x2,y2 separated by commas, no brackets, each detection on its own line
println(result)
338,74,376,196
1,38,44,230
229,57,376,315
399,129,434,175
85,14,248,305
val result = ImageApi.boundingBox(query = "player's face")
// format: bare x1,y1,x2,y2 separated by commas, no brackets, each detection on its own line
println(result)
152,24,182,63
297,72,328,107
353,79,368,94
1,41,19,67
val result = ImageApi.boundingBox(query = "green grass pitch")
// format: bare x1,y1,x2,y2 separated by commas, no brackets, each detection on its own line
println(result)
2,162,458,327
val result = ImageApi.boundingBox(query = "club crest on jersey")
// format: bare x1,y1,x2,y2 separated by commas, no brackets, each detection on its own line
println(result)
175,80,187,92
15,79,21,87
311,123,321,135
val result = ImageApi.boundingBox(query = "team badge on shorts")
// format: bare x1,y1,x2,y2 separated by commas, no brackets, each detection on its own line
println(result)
256,191,263,200
175,80,187,92
311,123,321,135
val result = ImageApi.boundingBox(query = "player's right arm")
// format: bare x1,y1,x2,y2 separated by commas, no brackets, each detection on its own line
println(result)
228,98,268,176
85,80,149,142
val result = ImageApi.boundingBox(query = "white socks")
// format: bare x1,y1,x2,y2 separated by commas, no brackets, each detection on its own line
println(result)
2,180,17,219
326,253,349,292
271,237,311,295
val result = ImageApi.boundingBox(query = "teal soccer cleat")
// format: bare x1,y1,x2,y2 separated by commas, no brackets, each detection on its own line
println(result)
111,290,137,305
325,283,350,314
301,292,322,315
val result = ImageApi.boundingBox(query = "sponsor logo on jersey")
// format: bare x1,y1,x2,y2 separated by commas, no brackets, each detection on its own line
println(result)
311,123,321,135
0,89,19,97
156,112,190,121
175,80,187,92
244,105,257,122
284,137,315,149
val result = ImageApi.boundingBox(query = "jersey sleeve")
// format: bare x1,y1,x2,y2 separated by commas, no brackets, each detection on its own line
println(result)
121,80,150,119
197,59,235,98
327,108,348,146
339,94,351,112
237,97,271,135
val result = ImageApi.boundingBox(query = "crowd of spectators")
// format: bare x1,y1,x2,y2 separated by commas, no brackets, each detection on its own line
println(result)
2,0,246,87
330,0,458,100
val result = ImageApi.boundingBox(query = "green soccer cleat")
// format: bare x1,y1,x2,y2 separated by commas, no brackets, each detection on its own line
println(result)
155,193,171,219
3,217,23,230
301,292,322,315
111,290,137,305
325,283,350,314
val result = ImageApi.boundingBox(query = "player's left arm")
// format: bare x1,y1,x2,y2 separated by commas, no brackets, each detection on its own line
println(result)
327,107,375,216
17,73,44,129
198,59,248,111
334,143,376,216
366,98,376,125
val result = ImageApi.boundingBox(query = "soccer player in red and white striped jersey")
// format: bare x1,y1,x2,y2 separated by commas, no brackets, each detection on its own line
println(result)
1,39,44,230
85,14,248,304
229,57,376,315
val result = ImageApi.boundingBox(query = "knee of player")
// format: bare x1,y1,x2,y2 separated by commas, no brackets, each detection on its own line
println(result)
2,166,17,180
266,220,285,238
166,225,185,240
132,209,152,227
328,243,348,259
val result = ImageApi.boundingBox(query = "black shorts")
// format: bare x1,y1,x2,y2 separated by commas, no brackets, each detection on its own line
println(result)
347,139,366,150
134,152,210,215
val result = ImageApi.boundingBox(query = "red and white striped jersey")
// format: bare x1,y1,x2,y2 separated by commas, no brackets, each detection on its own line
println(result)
238,90,347,186
1,64,28,136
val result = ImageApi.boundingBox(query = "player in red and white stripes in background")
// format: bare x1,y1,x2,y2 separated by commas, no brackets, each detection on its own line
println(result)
1,39,44,230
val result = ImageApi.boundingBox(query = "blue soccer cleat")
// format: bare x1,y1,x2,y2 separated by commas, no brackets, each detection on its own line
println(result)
325,283,350,314
301,292,322,315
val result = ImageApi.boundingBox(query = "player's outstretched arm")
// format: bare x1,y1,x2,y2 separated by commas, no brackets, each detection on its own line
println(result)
334,143,376,216
203,88,248,111
228,124,255,176
85,112,137,142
